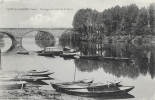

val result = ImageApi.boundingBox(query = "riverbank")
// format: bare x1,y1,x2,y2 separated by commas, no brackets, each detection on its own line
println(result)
0,87,90,100
60,30,155,44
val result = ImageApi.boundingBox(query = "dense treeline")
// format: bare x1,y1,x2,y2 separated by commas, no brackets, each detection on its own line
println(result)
59,30,81,45
72,3,155,40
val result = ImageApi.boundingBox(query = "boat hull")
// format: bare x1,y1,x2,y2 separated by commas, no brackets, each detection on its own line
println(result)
51,78,94,90
59,54,75,58
0,82,27,90
55,81,121,92
79,55,100,60
27,70,49,73
17,51,29,55
65,86,134,97
38,53,54,57
44,51,63,56
13,76,53,82
23,72,54,77
104,57,132,61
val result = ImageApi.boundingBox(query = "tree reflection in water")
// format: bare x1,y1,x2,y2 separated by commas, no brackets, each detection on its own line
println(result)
35,31,55,48
35,39,55,48
61,40,155,79
74,59,101,72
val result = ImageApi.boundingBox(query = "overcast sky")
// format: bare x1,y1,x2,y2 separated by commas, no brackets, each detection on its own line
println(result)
0,0,154,28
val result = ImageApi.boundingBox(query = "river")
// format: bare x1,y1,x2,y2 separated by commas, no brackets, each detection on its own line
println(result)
0,37,155,100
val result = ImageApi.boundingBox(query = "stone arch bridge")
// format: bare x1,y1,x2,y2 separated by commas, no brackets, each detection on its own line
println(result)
0,28,71,47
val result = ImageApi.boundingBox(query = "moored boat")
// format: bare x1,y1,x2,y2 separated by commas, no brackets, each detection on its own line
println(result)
51,78,94,90
14,76,53,82
64,86,134,97
0,81,27,90
17,51,29,55
0,74,53,82
104,57,132,61
63,47,71,51
22,72,54,77
27,70,49,73
60,51,81,58
38,52,54,57
78,55,100,60
38,47,63,57
59,54,76,58
54,81,121,91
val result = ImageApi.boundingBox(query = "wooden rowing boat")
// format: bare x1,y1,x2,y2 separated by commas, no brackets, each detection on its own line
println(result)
15,76,53,82
27,70,49,73
0,81,27,90
51,78,94,90
17,51,29,55
54,81,121,92
22,72,54,77
0,74,53,82
64,86,134,97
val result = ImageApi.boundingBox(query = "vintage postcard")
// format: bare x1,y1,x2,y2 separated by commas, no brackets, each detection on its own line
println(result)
0,0,155,100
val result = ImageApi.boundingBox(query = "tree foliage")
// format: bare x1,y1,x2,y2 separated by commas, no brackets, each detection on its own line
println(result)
148,3,155,35
72,3,155,38
134,8,150,35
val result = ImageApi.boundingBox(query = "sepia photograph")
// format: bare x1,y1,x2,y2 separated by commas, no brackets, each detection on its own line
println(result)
0,0,155,100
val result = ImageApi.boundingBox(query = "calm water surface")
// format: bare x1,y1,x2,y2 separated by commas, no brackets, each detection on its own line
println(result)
0,37,155,100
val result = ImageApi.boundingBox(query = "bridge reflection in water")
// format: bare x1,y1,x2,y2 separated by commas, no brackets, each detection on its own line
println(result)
1,39,55,56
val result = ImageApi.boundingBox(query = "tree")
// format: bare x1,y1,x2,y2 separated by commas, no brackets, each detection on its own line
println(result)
72,8,92,31
111,5,122,34
120,4,139,35
148,3,155,35
134,7,150,36
101,9,113,36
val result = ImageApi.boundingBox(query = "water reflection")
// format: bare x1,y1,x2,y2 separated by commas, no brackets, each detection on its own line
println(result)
2,45,28,55
61,40,155,79
35,39,55,49
0,39,5,49
74,59,101,72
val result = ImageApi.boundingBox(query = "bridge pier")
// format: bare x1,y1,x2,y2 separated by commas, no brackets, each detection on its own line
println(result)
15,37,22,47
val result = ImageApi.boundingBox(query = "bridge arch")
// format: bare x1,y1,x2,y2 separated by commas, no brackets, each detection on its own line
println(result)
22,29,55,38
22,30,56,51
0,31,17,47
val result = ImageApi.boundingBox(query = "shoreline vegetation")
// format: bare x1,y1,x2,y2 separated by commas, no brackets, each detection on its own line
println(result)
35,31,55,48
60,3,155,44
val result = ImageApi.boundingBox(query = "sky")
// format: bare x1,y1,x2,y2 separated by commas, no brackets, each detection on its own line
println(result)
0,0,155,28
